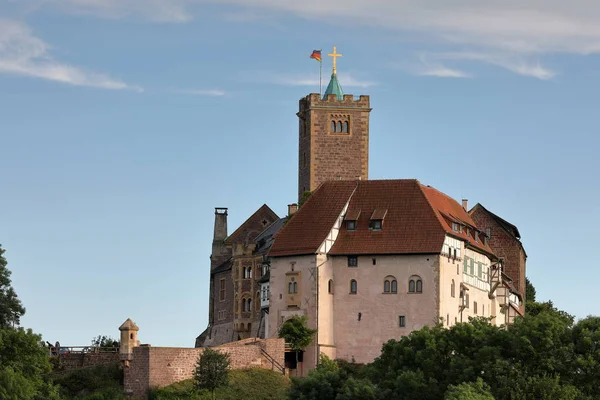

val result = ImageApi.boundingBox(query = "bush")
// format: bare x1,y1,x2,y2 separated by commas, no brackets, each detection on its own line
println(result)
52,363,123,399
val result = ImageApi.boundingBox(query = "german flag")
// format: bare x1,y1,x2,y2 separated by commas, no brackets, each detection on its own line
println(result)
310,49,322,62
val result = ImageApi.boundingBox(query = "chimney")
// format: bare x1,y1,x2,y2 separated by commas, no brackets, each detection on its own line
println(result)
288,203,298,216
213,208,228,241
211,208,229,271
462,199,468,211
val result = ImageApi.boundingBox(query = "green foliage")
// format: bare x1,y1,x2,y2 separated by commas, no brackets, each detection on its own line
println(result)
150,368,289,400
298,191,312,208
90,335,119,348
278,315,317,352
525,277,536,303
194,348,230,398
0,245,25,327
0,326,59,400
445,378,495,400
52,363,123,399
288,354,375,400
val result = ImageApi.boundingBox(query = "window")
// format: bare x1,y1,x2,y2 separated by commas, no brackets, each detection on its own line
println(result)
348,256,358,267
219,279,226,301
350,280,357,294
288,282,293,294
247,299,252,311
342,121,349,133
248,267,252,278
331,121,335,132
482,304,485,316
255,292,260,311
465,294,470,309
372,258,376,265
293,282,298,293
242,298,247,312
409,276,422,293
242,267,246,278
474,301,478,314
337,121,342,132
451,279,455,298
346,220,356,231
399,316,406,327
475,231,479,242
328,279,333,294
384,277,397,293
452,222,459,232
486,227,491,239
369,219,382,230
447,314,449,326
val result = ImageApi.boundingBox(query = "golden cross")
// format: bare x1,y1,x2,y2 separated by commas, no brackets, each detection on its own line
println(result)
328,46,343,74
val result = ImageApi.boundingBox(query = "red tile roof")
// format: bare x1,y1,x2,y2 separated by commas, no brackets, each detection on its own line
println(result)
269,179,496,257
420,185,494,255
269,181,358,257
329,180,445,255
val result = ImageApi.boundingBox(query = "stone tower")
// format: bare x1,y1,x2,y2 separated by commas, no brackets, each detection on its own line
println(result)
297,47,372,200
119,318,139,365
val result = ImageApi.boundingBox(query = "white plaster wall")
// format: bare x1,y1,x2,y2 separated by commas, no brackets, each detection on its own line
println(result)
331,254,439,364
316,253,336,360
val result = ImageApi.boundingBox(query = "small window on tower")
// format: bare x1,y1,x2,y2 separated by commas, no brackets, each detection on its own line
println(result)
342,121,349,133
337,121,342,132
331,121,336,132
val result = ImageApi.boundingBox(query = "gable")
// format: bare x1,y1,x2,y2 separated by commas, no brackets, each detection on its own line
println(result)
225,204,279,246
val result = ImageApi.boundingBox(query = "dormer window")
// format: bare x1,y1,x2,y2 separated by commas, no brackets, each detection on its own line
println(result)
370,209,387,231
344,209,361,231
452,222,459,232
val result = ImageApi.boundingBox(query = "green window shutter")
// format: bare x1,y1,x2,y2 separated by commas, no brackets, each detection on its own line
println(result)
463,257,469,273
470,259,475,275
477,263,482,279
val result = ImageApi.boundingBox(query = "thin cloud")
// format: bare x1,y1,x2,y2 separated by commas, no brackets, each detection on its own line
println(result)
0,19,141,91
416,54,471,78
175,89,226,96
433,52,557,80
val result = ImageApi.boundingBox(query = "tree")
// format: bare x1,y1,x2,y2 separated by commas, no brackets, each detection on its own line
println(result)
91,335,119,348
0,245,25,327
194,348,230,400
445,378,495,400
0,327,61,400
278,315,317,375
525,277,536,303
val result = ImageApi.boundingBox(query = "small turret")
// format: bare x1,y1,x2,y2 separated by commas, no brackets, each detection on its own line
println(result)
119,318,139,363
211,208,230,271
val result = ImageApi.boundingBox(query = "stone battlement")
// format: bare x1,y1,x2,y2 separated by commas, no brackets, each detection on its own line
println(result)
299,93,370,110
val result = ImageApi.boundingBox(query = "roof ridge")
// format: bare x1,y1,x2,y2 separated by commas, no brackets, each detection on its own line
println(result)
225,204,278,244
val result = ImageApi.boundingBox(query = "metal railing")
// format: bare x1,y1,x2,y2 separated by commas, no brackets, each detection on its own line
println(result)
48,346,120,357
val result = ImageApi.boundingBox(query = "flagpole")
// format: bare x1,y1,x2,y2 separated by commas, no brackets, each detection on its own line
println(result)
319,56,322,96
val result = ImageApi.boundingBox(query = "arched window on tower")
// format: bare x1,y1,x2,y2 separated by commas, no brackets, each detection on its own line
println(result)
247,299,252,312
328,279,333,294
331,121,336,132
451,279,455,298
350,279,357,294
242,298,247,312
409,275,423,293
337,121,342,132
342,121,349,133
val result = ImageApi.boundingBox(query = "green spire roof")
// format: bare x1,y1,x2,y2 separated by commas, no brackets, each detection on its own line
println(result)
323,73,344,100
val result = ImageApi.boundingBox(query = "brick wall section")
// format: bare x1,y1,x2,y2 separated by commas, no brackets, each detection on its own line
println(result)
124,338,285,398
469,207,526,312
298,93,371,200
57,352,119,371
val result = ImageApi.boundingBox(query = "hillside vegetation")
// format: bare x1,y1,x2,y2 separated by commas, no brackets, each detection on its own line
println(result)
148,368,289,400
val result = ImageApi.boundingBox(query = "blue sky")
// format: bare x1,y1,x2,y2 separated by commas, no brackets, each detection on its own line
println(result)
1,0,599,347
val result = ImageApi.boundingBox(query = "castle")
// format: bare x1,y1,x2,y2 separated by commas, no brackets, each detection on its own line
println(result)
195,47,526,371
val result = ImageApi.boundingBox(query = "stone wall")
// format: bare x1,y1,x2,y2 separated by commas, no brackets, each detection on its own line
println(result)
56,352,119,371
124,338,285,398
